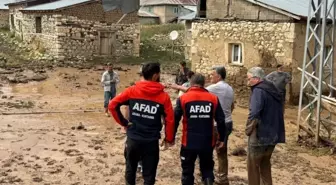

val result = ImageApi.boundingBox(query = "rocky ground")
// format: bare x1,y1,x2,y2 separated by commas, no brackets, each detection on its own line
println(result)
0,66,335,185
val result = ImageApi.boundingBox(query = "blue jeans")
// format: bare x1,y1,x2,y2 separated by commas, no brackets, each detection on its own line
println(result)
104,91,116,108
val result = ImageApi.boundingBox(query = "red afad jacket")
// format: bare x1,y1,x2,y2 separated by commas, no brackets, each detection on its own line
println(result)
174,87,226,149
109,81,175,143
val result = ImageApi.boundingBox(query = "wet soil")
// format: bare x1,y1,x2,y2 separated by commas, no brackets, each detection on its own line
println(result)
0,66,335,185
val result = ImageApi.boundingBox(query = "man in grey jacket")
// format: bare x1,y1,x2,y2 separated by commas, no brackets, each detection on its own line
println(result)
246,67,285,185
101,63,120,117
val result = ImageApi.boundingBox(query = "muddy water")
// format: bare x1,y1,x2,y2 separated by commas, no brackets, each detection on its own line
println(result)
0,66,336,185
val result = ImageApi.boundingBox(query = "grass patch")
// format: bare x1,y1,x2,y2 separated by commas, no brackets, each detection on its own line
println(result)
140,24,185,40
120,24,186,66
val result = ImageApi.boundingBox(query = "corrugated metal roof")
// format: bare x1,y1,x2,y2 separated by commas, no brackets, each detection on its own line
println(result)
23,0,92,11
138,9,159,17
178,11,196,20
140,0,198,6
0,0,15,9
251,0,334,18
183,5,197,12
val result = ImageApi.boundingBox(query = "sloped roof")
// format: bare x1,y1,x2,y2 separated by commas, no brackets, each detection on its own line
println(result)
0,0,13,9
138,9,159,17
140,0,198,6
5,0,35,6
23,0,93,11
248,0,334,19
178,11,196,20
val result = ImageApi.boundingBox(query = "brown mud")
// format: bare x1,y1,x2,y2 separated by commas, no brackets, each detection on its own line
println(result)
0,66,335,185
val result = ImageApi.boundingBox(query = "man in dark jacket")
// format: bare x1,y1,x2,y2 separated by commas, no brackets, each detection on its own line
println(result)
109,62,175,185
245,67,285,185
174,73,227,185
175,61,190,85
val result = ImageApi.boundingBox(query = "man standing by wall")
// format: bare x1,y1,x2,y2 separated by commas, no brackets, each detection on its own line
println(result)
175,61,190,85
109,62,175,185
246,67,285,185
101,63,120,117
265,64,292,108
174,73,227,185
206,66,234,185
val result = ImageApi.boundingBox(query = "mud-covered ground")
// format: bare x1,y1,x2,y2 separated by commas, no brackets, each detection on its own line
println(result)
0,66,336,185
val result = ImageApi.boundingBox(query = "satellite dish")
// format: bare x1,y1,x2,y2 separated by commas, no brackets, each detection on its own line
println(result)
169,30,179,41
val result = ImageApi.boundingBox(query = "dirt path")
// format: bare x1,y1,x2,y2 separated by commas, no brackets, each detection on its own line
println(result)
0,66,335,185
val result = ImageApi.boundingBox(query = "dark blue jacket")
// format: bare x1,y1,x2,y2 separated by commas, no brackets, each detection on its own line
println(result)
174,87,226,150
247,80,285,146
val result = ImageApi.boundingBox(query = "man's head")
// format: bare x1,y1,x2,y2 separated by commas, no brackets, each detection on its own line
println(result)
187,71,195,80
211,66,226,83
277,64,284,72
190,73,205,87
247,67,265,86
180,61,187,68
106,63,113,72
142,62,161,82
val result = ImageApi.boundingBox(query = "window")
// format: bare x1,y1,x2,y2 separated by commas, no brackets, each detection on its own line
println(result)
230,43,243,65
173,7,179,14
148,6,153,13
35,17,42,33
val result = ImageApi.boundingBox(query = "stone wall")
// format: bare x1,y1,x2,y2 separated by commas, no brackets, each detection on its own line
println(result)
190,20,297,105
9,5,24,33
206,0,292,21
21,13,57,54
47,15,139,60
0,10,9,28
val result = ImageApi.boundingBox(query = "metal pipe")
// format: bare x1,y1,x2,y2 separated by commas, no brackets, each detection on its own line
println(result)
297,0,315,141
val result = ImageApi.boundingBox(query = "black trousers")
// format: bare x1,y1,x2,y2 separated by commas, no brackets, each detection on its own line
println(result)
180,147,215,185
124,138,159,185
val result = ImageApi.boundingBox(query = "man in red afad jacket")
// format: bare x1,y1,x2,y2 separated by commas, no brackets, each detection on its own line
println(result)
174,73,227,185
109,62,175,185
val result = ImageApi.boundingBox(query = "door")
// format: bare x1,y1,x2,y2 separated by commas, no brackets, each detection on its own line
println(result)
100,32,116,55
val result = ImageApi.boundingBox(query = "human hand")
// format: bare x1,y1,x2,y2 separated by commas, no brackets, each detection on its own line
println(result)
216,141,225,151
169,83,180,90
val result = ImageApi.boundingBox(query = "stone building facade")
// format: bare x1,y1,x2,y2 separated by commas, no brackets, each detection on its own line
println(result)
9,0,140,60
0,9,9,28
189,0,336,105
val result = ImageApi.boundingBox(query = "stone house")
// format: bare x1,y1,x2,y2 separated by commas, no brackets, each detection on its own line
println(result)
138,9,160,25
189,0,336,105
0,1,11,29
139,0,198,24
6,0,140,60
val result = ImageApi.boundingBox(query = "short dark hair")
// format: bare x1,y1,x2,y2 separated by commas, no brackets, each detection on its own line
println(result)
107,63,112,67
190,73,205,87
187,71,195,79
142,62,161,80
277,64,283,68
180,61,186,67
213,66,226,80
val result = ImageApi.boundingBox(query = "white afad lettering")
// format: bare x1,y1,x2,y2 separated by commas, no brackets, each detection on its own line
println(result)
132,103,158,114
190,104,211,113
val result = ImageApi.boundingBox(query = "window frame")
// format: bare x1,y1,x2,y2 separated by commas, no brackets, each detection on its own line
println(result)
35,16,42,33
173,7,179,14
230,43,243,65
